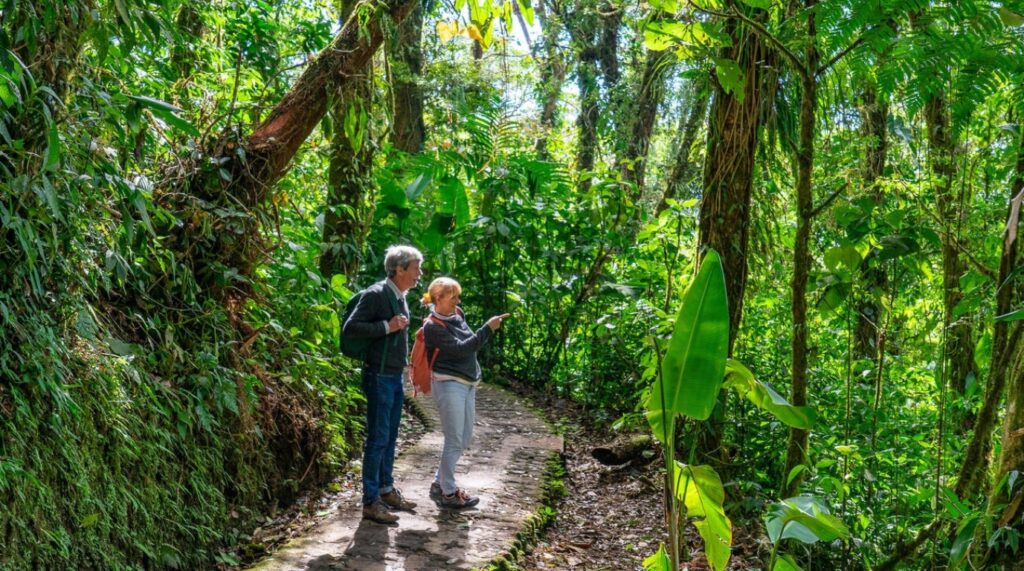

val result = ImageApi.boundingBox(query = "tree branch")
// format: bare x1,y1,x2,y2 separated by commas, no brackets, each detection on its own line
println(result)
809,182,848,219
692,0,809,82
816,35,865,77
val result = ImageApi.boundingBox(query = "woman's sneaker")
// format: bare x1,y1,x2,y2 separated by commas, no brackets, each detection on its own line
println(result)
429,482,442,502
439,488,479,509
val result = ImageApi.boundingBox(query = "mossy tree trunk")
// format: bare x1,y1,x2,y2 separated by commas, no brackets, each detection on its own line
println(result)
695,7,775,469
389,0,426,154
782,0,819,499
616,48,673,200
169,0,419,304
855,85,889,360
924,92,979,396
319,2,384,282
698,17,773,356
657,77,709,214
534,0,567,159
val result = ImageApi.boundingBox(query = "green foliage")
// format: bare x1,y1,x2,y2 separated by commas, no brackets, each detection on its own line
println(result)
724,360,817,430
765,496,851,571
673,463,733,571
3,0,1024,568
647,249,730,439
0,1,363,568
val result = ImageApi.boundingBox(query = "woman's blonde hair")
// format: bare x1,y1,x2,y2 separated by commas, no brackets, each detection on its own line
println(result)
423,277,461,305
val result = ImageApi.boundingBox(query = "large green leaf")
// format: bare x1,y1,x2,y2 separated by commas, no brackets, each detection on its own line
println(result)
44,124,60,171
766,496,850,545
642,544,671,571
995,309,1024,322
773,554,804,571
723,360,817,429
674,463,732,571
714,58,745,102
647,249,729,436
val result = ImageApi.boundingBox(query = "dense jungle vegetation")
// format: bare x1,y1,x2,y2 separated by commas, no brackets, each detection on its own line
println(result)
2,0,1024,569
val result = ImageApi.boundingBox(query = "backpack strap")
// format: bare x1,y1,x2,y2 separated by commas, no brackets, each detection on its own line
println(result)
378,285,404,374
425,314,448,372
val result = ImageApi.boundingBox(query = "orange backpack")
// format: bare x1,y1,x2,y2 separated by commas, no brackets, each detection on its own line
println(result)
410,315,445,396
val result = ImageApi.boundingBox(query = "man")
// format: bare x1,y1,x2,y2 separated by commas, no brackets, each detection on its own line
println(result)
343,245,423,524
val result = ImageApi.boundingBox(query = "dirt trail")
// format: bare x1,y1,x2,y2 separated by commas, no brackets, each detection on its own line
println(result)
249,383,563,570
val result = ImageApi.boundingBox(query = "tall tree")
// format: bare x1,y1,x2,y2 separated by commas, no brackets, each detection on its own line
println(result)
854,84,890,360
698,15,774,355
657,76,710,213
534,0,567,159
319,2,379,281
723,0,870,497
553,1,602,193
779,0,820,498
908,10,979,396
390,1,426,154
616,48,673,198
924,89,980,395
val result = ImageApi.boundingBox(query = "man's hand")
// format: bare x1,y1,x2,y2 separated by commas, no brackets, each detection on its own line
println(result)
486,313,511,331
388,314,409,333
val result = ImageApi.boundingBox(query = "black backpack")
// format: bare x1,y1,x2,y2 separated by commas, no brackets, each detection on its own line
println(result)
340,285,401,361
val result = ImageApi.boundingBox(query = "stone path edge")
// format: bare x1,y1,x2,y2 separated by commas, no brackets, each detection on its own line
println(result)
477,380,567,571
479,449,566,571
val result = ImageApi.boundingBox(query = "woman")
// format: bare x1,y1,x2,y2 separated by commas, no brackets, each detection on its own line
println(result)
421,277,509,508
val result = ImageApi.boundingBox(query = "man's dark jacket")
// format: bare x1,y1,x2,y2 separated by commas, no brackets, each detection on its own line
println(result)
342,280,409,374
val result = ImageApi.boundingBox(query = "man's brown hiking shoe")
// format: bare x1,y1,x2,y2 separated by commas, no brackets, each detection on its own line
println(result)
362,500,399,524
439,488,479,509
381,488,417,511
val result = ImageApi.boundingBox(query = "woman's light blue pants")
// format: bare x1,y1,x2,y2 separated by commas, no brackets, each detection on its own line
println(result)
431,379,476,496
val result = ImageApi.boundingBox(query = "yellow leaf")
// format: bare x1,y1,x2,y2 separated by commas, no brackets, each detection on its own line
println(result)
437,21,460,42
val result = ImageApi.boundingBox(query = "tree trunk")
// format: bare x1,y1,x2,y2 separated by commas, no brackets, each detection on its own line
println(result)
855,86,889,359
167,0,418,300
592,435,656,466
695,8,774,470
657,77,710,214
534,0,567,159
698,20,773,354
389,1,425,154
576,46,600,194
319,61,375,280
924,93,979,395
782,2,818,499
320,1,385,281
617,48,673,200
987,124,1024,565
597,3,621,89
317,2,381,281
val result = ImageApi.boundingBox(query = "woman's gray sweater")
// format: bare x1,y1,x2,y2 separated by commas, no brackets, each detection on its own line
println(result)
422,311,493,382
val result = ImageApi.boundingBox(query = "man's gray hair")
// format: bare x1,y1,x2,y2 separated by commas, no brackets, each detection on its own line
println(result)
384,245,424,278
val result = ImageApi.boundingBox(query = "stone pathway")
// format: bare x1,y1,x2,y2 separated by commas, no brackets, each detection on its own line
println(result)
249,383,563,570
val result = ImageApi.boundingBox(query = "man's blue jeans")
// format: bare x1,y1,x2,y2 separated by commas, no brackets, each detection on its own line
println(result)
362,371,404,505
